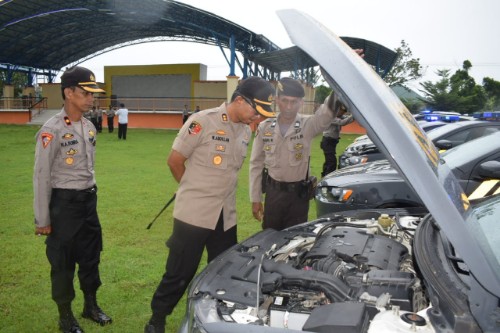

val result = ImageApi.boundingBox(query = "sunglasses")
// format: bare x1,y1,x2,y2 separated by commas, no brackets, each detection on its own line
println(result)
237,94,259,116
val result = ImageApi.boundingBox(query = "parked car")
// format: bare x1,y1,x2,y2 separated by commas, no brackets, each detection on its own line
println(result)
413,110,473,122
179,9,500,333
316,131,500,217
339,119,500,168
351,120,448,144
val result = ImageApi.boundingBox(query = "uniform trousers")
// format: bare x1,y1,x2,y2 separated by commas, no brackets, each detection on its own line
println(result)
46,188,103,305
320,136,340,177
150,213,237,318
97,116,103,133
263,185,309,231
118,123,127,140
107,116,114,133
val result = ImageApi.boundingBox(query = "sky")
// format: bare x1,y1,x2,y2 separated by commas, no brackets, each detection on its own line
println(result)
77,0,500,92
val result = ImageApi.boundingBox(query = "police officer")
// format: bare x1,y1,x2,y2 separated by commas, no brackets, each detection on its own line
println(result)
144,77,275,333
320,104,354,176
33,66,112,333
249,77,343,231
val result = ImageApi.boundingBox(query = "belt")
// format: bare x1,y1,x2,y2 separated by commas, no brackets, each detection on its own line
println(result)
53,185,97,199
267,177,301,193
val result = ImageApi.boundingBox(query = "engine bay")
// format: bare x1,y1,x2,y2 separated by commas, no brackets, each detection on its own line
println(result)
190,211,432,331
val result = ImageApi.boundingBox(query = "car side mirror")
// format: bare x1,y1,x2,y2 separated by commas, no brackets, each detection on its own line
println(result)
478,160,500,178
435,139,453,150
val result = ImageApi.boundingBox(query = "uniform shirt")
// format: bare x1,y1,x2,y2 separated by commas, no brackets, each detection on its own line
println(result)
172,103,251,231
249,100,335,203
33,108,97,228
116,107,128,124
106,109,115,117
322,114,354,139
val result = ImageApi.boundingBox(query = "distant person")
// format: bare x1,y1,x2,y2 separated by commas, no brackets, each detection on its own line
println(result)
320,104,354,177
116,103,128,140
182,104,189,124
96,106,103,133
33,66,112,333
144,77,275,333
106,105,116,133
89,106,98,129
195,105,201,113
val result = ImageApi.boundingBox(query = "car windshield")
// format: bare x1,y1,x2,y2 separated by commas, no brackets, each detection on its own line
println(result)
466,194,500,278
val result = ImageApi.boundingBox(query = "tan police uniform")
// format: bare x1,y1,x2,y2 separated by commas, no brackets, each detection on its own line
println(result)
249,93,343,230
172,102,252,231
34,108,97,228
249,98,335,203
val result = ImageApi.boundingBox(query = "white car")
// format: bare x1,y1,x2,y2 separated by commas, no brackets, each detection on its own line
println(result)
179,9,500,333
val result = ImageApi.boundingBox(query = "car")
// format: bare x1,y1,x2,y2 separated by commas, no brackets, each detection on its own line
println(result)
339,119,500,168
315,131,500,217
351,120,448,144
413,110,461,121
179,9,500,333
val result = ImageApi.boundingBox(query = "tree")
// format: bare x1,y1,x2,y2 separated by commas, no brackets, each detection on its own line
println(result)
482,77,500,109
419,61,488,114
383,40,424,88
0,70,29,98
314,84,332,104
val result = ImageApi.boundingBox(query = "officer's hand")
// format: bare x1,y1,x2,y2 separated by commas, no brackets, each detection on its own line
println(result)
252,202,264,221
35,225,51,236
353,48,365,58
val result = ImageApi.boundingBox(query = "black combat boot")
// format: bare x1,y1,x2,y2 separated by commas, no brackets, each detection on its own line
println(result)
81,292,112,326
144,314,165,333
58,303,84,333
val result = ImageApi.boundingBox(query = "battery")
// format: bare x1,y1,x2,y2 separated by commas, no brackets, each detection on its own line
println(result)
269,296,311,329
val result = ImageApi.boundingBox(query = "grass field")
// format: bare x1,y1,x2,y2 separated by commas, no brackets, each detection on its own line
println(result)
0,123,358,332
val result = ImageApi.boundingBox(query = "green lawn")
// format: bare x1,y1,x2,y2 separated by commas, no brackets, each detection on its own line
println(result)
0,123,358,332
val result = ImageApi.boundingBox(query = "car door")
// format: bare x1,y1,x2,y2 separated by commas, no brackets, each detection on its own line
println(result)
462,151,500,195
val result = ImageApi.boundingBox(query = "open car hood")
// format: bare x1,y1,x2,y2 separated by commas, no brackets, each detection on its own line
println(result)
276,9,499,295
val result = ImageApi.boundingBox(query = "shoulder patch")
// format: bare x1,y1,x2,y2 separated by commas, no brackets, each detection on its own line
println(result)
188,121,202,135
41,132,53,148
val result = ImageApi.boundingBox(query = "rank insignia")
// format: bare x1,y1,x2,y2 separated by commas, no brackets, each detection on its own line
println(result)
188,121,202,135
295,153,303,160
264,145,272,151
294,143,304,150
62,133,74,139
64,116,71,125
215,145,226,152
264,131,273,137
88,130,95,137
66,148,77,155
41,132,53,148
216,130,226,135
221,113,228,122
213,155,222,165
65,157,74,165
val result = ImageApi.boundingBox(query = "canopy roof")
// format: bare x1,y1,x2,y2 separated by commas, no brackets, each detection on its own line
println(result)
0,0,397,82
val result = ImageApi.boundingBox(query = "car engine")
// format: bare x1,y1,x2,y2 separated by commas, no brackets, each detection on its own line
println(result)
190,210,433,332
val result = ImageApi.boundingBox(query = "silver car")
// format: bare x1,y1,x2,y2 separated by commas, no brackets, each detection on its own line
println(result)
179,9,500,333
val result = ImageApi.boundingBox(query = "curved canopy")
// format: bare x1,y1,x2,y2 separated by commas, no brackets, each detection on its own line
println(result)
0,0,397,83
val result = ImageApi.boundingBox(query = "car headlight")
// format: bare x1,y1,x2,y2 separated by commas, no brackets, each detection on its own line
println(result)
182,296,219,333
317,186,353,203
345,156,368,166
